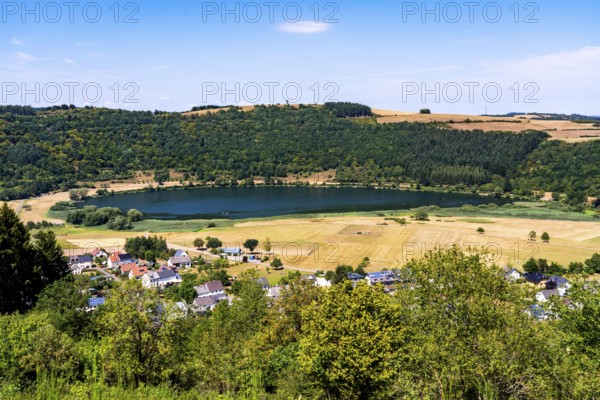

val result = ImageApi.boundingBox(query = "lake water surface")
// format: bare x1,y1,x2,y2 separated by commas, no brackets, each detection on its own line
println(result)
81,187,501,220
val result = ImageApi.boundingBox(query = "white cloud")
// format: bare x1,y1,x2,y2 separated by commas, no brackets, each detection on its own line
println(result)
11,37,24,46
64,58,76,65
483,46,600,80
14,52,39,64
277,21,331,34
158,96,170,101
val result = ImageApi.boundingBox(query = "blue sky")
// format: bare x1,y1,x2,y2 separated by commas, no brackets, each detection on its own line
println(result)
1,0,599,114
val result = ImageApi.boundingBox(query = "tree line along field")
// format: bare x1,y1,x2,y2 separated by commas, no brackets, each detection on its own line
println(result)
2,104,600,204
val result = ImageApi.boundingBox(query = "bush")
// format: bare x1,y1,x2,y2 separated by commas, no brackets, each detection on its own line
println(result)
127,208,144,222
107,216,133,231
271,257,283,270
414,210,429,221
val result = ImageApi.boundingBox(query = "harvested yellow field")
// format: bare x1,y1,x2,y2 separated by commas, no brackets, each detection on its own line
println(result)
167,216,600,272
376,112,600,142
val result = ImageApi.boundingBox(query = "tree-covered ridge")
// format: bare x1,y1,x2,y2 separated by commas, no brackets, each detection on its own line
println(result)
512,140,600,198
0,105,553,200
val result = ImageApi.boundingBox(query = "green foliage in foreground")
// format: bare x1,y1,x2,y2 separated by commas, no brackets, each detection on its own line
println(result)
1,248,599,399
0,203,70,314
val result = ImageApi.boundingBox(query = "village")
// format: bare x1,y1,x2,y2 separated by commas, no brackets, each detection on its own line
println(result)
68,245,575,320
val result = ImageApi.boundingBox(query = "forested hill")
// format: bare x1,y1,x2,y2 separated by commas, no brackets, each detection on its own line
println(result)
0,104,596,200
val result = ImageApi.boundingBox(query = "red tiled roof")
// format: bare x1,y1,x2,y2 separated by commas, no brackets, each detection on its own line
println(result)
130,266,148,278
120,263,137,273
109,252,121,263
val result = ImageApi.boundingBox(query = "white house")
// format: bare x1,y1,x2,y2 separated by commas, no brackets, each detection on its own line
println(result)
193,295,222,312
536,289,560,303
90,248,108,259
174,250,188,258
129,266,149,280
221,247,242,257
192,280,228,313
142,268,183,288
68,255,93,275
365,271,397,286
546,276,571,296
195,280,227,300
504,268,522,282
315,277,332,288
108,252,134,269
168,255,193,269
267,286,283,300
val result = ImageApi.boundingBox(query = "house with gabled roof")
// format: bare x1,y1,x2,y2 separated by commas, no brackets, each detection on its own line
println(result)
503,268,522,282
174,250,188,258
221,247,242,257
68,255,93,275
87,297,105,312
193,295,223,313
523,272,548,286
315,277,332,288
546,276,571,295
195,280,227,301
347,272,365,285
90,248,108,259
108,252,134,269
129,266,149,280
168,255,193,269
119,262,137,276
365,271,396,286
536,289,560,303
142,267,183,288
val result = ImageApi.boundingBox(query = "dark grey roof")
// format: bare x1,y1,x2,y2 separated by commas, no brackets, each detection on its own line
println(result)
347,273,365,280
206,280,224,292
169,255,192,264
193,294,226,308
69,255,92,263
157,269,177,279
523,272,547,284
548,275,569,285
194,296,217,308
119,253,133,261
257,277,269,288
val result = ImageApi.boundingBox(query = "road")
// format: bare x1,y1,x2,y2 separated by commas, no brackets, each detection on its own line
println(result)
14,200,24,215
88,268,121,282
167,243,317,273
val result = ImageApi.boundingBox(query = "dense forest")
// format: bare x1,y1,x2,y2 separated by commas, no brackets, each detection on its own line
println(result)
1,205,599,399
1,104,599,201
